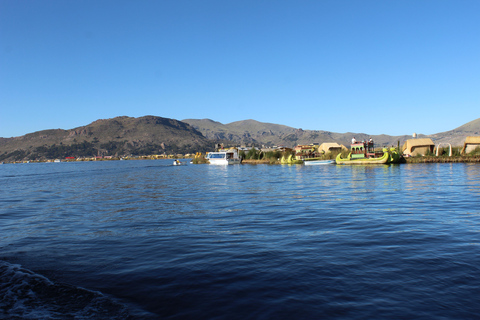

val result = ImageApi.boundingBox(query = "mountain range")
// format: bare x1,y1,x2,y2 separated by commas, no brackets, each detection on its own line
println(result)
182,117,480,148
1,116,479,162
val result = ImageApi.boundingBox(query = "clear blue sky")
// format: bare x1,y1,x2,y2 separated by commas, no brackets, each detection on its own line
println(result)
1,0,479,138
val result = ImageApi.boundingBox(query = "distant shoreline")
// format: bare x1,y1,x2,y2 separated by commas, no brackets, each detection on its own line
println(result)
2,156,480,165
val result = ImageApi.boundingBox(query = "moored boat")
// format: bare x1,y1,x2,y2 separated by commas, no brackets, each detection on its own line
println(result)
206,148,241,165
280,154,303,164
389,147,402,164
336,152,389,164
336,141,390,165
304,159,336,165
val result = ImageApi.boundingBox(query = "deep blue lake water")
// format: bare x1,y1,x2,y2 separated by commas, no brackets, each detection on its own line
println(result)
1,160,480,319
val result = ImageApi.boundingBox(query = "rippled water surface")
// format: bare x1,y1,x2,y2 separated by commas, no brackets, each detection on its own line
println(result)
1,160,480,319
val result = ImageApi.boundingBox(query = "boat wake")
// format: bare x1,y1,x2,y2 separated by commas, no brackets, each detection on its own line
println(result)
0,260,132,319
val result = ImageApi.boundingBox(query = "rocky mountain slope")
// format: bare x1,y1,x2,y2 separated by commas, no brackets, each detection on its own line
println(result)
183,119,412,147
0,116,211,162
428,118,480,146
183,118,480,148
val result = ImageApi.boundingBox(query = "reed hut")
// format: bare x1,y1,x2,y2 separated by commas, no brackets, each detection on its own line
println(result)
402,138,435,156
461,136,480,154
318,142,347,154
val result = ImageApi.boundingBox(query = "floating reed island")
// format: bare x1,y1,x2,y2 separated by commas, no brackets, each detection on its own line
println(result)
405,156,480,163
207,137,480,165
239,156,480,165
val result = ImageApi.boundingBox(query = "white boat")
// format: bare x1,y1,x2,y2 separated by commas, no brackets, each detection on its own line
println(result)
207,149,241,165
173,160,185,166
304,159,335,166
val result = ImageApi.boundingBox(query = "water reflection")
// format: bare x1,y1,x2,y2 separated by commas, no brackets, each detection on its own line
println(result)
464,164,480,195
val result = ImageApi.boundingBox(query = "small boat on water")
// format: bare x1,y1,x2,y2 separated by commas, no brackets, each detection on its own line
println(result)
336,141,390,165
206,148,241,165
173,160,185,166
304,159,336,166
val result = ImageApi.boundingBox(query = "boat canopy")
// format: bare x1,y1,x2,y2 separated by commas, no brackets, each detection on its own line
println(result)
209,153,226,159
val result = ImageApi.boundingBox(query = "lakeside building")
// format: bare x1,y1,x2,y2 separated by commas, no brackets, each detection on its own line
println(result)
293,143,347,160
260,146,291,153
318,142,347,154
402,138,435,156
237,146,260,152
461,136,480,154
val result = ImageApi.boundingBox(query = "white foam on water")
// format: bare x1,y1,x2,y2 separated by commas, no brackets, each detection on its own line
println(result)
0,260,131,319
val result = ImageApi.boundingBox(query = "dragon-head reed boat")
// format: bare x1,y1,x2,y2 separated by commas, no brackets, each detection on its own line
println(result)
336,139,395,165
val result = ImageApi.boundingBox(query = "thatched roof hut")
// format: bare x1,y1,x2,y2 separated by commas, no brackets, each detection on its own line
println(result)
461,136,480,154
318,142,347,153
402,138,435,156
